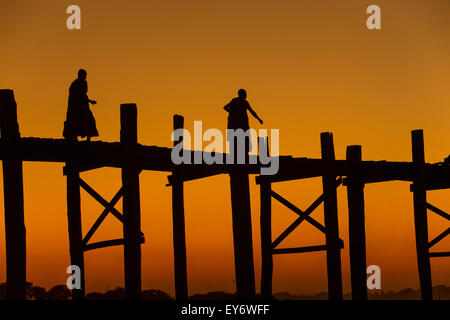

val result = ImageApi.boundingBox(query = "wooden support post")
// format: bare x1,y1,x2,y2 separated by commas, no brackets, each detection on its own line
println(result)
171,115,188,300
0,90,26,300
346,145,367,300
259,137,272,299
320,132,343,300
228,130,257,299
121,103,142,299
411,129,432,300
230,171,256,299
64,165,85,300
229,133,256,299
260,181,272,299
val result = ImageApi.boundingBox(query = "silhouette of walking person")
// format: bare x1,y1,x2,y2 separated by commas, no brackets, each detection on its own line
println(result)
223,89,263,161
63,69,99,141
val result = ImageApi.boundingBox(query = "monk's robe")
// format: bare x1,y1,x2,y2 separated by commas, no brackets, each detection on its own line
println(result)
63,78,98,139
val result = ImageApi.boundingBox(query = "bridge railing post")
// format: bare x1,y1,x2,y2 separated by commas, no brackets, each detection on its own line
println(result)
320,132,343,300
345,145,367,300
171,114,188,300
411,129,432,300
121,103,142,299
0,89,26,300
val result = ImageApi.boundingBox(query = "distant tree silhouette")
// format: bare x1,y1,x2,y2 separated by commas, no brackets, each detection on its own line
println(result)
142,289,173,300
190,291,237,300
28,285,47,300
85,287,125,300
47,285,71,300
103,287,125,299
85,287,173,300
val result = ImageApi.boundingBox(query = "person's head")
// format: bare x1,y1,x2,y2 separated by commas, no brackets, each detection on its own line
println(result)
238,89,247,99
77,69,87,80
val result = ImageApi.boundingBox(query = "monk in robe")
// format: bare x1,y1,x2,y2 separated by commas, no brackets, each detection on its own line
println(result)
223,89,263,161
63,69,98,141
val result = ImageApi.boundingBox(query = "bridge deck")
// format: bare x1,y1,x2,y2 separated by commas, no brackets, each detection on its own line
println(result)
0,137,448,189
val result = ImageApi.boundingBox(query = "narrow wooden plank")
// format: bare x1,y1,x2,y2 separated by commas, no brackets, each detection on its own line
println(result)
83,237,145,252
84,239,124,251
429,251,450,258
272,245,327,255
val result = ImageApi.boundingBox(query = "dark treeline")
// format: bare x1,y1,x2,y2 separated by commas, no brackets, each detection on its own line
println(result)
0,283,449,300
274,285,450,300
0,282,171,300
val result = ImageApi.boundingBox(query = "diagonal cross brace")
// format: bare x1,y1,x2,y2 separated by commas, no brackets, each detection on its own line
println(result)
271,178,343,249
426,202,450,221
428,227,450,249
77,177,124,223
271,190,326,234
82,187,124,246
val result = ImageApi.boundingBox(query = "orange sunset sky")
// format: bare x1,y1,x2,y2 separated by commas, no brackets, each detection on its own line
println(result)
0,0,449,296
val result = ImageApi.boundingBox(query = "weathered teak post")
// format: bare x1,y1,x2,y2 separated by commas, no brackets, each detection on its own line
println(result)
320,132,343,300
0,89,26,300
121,103,142,299
64,162,86,300
411,129,432,300
171,114,188,300
346,145,367,300
230,173,256,299
229,137,256,299
259,138,273,299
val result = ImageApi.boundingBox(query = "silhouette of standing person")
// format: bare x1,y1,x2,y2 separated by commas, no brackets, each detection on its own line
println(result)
63,69,99,141
223,89,263,160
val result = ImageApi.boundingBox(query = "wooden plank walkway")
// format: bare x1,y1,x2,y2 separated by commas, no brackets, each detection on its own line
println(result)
1,137,449,187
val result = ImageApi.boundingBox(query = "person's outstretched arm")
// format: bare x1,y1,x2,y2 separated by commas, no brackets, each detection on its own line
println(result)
87,92,97,105
248,104,263,124
83,83,97,105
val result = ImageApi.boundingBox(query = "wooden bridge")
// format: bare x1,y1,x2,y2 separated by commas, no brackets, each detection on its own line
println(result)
0,89,449,300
